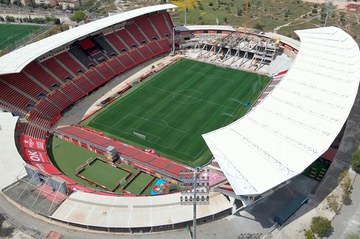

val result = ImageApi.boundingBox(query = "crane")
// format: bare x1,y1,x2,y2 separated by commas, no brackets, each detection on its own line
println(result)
244,0,249,32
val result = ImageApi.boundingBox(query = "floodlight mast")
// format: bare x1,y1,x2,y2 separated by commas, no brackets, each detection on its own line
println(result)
180,167,209,239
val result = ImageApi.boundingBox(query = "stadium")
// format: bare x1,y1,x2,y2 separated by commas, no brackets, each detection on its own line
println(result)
0,3,359,237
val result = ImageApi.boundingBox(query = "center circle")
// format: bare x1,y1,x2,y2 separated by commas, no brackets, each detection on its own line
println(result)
172,89,203,104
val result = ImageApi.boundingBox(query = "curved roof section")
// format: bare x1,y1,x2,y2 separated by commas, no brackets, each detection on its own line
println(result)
203,27,360,196
175,25,236,32
0,4,177,75
0,112,26,189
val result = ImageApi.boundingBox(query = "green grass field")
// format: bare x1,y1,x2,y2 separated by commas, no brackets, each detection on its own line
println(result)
82,59,270,166
124,173,154,195
0,23,46,50
48,136,158,195
79,159,129,191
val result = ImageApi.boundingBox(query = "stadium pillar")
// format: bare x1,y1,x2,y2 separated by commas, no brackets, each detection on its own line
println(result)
172,27,175,54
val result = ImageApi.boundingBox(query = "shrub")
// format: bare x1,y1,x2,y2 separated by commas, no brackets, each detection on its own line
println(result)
326,195,339,213
304,229,315,239
311,216,332,236
351,149,360,172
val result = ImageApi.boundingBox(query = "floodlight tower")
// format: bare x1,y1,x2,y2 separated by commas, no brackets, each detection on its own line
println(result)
180,168,210,239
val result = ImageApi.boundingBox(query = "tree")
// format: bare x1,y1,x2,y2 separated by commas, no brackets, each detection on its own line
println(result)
311,216,332,237
70,10,86,23
254,22,264,30
351,149,360,172
304,229,315,239
237,7,243,16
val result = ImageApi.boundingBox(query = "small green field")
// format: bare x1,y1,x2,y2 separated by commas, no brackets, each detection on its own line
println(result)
78,159,130,191
82,59,270,166
47,136,158,195
0,23,46,50
124,173,154,195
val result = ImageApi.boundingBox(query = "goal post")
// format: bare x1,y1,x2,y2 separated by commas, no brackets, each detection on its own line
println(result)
133,131,146,140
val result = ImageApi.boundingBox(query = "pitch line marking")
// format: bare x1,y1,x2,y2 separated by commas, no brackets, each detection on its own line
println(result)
148,86,233,110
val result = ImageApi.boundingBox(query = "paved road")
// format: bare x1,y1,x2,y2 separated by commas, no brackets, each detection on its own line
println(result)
329,174,360,239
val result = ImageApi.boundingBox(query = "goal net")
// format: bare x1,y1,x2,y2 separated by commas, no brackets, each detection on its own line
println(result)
133,131,146,140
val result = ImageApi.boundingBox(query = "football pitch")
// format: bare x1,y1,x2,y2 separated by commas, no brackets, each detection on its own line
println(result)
0,23,46,50
82,59,270,166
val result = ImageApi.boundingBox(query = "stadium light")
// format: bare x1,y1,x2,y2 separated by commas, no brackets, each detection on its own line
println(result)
180,167,210,239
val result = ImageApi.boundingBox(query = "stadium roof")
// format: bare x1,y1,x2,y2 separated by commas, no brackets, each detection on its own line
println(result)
0,4,177,75
0,112,26,189
175,25,236,32
203,27,360,196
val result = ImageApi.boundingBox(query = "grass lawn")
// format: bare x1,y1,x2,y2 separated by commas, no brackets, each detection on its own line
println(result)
124,173,154,195
0,23,46,50
82,59,270,166
48,136,158,195
79,159,129,191
48,136,107,187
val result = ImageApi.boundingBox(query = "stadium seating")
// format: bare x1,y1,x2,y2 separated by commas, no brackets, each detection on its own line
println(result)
115,29,137,49
107,58,126,74
158,38,171,52
69,46,94,68
56,126,189,179
163,13,174,33
148,41,163,55
41,58,73,82
118,53,135,69
96,63,115,80
128,49,145,64
1,11,177,198
2,13,173,142
47,90,72,110
22,123,48,139
55,52,85,75
73,75,96,94
104,32,127,52
94,36,117,56
138,45,153,60
134,16,158,40
60,82,85,100
24,61,61,90
0,81,35,112
125,23,147,44
0,72,48,100
148,13,172,38
84,69,106,87
36,99,61,119
28,110,52,126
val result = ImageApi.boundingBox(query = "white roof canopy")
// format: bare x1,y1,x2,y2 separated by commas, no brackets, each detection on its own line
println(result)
0,4,177,75
0,112,26,189
203,27,360,196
